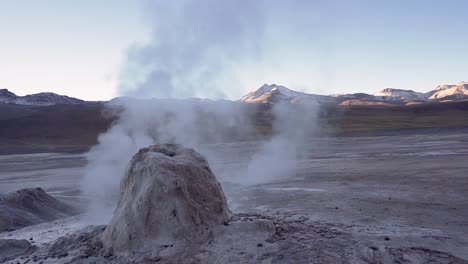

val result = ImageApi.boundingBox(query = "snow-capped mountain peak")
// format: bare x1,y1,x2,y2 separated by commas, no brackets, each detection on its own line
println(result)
428,82,468,100
241,83,330,104
241,84,297,103
246,84,294,97
373,88,428,101
241,82,468,106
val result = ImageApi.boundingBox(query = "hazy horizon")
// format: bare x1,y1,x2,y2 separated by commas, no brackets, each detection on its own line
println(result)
2,80,468,102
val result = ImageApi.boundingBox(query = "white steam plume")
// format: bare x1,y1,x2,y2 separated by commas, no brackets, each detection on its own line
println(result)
81,0,323,223
243,102,318,185
119,0,265,99
81,99,256,223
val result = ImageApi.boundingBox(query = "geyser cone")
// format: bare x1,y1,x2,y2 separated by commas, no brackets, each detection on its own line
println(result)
102,144,230,255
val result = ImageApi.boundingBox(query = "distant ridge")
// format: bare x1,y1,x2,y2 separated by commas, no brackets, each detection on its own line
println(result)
0,89,84,106
3,81,468,106
241,82,468,105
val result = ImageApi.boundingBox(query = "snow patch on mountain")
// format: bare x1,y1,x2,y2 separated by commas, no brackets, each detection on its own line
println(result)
241,82,468,105
373,88,428,101
4,81,468,107
0,89,18,103
241,84,330,104
428,82,468,100
0,89,84,106
242,84,300,103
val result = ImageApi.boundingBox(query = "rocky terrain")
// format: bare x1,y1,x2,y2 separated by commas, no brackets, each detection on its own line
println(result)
102,144,231,257
5,212,467,264
0,188,79,232
0,135,467,263
1,83,468,263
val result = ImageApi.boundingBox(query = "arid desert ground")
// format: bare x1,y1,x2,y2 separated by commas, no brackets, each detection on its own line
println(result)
1,131,467,263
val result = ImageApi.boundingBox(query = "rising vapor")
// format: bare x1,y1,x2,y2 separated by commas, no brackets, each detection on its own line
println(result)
119,0,266,99
81,0,322,223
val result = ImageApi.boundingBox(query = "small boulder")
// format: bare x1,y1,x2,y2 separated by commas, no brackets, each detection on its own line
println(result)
46,225,105,259
102,144,230,255
0,188,79,232
0,239,36,261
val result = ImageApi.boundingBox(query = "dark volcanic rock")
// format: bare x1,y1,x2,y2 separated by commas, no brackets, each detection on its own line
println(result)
0,239,36,261
102,144,231,256
0,89,18,103
0,188,79,232
18,92,84,106
46,225,105,259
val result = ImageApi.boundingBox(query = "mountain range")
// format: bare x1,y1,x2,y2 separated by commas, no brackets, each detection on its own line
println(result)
1,83,468,155
0,89,84,106
243,82,468,105
2,82,468,106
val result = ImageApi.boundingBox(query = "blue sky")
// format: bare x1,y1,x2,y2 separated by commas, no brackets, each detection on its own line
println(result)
0,0,147,100
1,0,467,100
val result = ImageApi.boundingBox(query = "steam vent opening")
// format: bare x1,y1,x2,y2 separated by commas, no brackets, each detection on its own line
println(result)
102,144,231,256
